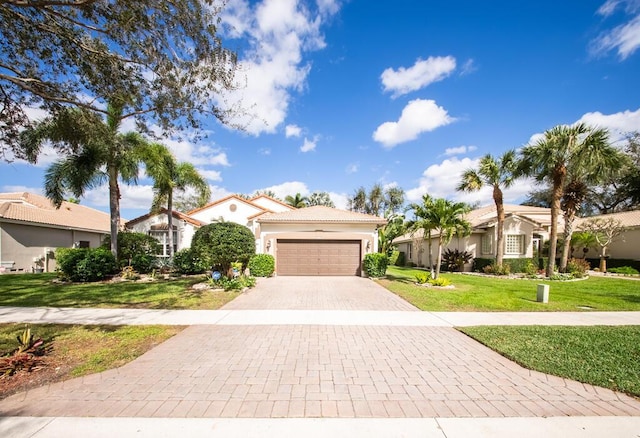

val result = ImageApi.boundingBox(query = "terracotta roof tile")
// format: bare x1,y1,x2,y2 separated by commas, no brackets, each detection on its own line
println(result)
257,205,387,224
0,192,112,232
576,209,640,228
126,208,206,227
186,194,265,215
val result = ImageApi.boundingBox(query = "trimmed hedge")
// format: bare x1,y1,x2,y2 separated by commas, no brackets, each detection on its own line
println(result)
586,258,640,271
173,248,207,275
363,253,389,278
248,254,275,277
473,257,536,273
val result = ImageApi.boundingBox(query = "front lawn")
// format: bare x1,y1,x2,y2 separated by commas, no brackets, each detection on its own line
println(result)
460,325,640,398
379,266,640,311
0,323,182,399
0,273,240,309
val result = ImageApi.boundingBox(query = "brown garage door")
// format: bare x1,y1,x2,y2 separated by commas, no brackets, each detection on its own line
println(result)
276,239,361,276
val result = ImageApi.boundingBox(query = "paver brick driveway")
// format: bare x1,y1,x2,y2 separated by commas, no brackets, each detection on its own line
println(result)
1,277,639,418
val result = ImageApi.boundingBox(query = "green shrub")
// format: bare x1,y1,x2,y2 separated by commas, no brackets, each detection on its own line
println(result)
429,277,451,287
503,258,536,273
395,251,406,266
388,250,400,266
586,258,640,272
363,253,389,277
103,232,160,273
442,249,473,272
173,248,207,275
473,258,494,272
57,247,117,282
483,263,511,276
566,258,590,278
210,275,256,291
608,266,640,275
192,222,255,278
524,260,539,276
248,254,275,277
415,272,430,284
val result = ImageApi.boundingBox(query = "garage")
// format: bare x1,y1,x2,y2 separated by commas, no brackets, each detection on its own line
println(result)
276,239,361,276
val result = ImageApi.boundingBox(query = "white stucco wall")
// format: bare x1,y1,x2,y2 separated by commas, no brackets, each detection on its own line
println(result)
126,214,197,251
251,197,292,213
607,228,640,260
189,199,264,227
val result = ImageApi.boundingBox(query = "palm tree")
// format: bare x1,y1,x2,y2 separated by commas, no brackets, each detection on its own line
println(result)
519,123,624,276
141,143,211,257
21,99,149,257
307,191,335,207
284,192,308,208
407,194,437,275
429,198,472,279
457,150,518,268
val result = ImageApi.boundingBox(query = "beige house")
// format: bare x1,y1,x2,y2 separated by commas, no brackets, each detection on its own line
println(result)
127,195,386,276
256,206,387,276
394,204,555,270
0,192,111,273
576,210,640,261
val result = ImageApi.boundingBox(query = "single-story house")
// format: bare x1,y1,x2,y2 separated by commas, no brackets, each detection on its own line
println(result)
126,195,386,276
0,192,111,273
394,204,556,270
576,209,640,261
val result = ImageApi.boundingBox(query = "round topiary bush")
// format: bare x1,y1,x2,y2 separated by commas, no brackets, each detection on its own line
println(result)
191,222,256,277
248,253,275,277
363,253,389,278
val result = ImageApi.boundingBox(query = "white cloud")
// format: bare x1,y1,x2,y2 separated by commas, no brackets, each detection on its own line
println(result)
592,1,640,60
372,99,455,148
300,136,318,152
381,56,456,98
256,181,310,199
259,148,272,155
328,191,348,210
577,107,640,142
444,145,477,156
84,184,155,213
197,169,223,182
460,58,477,76
405,157,533,206
285,124,302,137
1,185,43,195
219,0,340,135
159,135,230,167
346,163,359,174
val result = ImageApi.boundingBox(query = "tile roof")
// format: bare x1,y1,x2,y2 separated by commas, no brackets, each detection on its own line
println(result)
126,208,206,228
249,194,295,210
257,205,387,224
576,209,640,229
0,192,112,232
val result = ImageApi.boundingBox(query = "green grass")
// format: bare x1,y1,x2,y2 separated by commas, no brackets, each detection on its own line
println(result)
459,325,640,397
379,266,640,311
0,323,182,398
0,273,240,309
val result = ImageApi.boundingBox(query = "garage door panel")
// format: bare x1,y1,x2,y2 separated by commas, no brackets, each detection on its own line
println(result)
277,240,361,276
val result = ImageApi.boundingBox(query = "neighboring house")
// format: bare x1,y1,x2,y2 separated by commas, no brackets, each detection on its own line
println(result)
394,204,556,270
0,192,111,273
125,209,206,257
576,210,640,261
126,195,386,276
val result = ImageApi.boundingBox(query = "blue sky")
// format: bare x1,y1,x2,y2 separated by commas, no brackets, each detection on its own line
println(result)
2,0,640,219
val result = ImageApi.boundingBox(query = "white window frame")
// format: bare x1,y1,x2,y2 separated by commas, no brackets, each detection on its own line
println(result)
505,234,525,255
149,230,178,257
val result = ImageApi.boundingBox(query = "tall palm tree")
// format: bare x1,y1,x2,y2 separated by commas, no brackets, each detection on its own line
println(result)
457,150,518,268
519,123,623,276
21,99,149,257
284,192,308,208
141,143,211,257
408,194,437,275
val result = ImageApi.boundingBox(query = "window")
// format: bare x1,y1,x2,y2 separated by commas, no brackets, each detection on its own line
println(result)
149,230,178,257
407,242,412,260
77,241,90,248
505,234,525,255
481,234,492,254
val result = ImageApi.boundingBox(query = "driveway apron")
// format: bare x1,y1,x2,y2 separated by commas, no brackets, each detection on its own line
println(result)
1,277,639,418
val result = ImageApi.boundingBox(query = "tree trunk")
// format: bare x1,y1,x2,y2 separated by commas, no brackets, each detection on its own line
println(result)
434,236,444,279
108,165,121,259
559,210,575,272
167,190,174,257
547,169,565,277
427,230,434,277
494,186,505,267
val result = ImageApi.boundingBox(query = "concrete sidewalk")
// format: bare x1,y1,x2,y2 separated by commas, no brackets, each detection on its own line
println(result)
3,416,640,438
0,305,639,326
